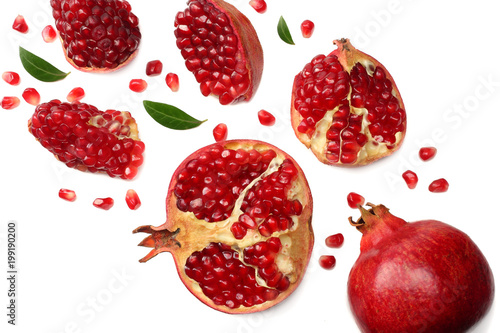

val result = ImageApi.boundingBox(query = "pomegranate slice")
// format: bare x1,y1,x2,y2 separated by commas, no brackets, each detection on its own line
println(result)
291,39,407,166
174,0,264,105
28,100,145,180
134,140,313,313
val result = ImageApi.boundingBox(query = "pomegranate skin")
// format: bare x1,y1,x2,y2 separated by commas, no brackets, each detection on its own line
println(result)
348,205,494,333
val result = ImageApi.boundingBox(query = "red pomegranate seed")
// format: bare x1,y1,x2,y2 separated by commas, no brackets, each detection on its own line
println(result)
42,25,57,43
2,72,20,86
347,192,365,209
146,60,163,76
300,20,315,38
93,197,114,210
59,189,76,202
22,88,40,106
429,178,449,193
325,233,344,248
129,79,147,93
419,147,437,161
319,255,336,270
67,87,85,102
213,123,228,142
249,0,267,13
166,73,179,92
12,15,28,33
258,110,276,126
402,170,418,189
125,189,141,210
1,97,20,110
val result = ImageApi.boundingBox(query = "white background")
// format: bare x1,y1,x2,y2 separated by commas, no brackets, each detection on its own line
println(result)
1,0,499,332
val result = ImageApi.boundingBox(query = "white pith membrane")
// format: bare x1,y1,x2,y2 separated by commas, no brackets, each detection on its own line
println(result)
88,111,139,141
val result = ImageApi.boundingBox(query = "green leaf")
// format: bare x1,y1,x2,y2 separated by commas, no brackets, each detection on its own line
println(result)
19,46,70,82
277,16,295,45
143,100,207,130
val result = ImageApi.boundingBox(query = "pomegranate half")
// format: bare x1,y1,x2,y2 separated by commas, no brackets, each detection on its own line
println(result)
134,140,313,313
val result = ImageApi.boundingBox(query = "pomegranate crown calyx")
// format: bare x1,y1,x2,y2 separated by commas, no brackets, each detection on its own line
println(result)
349,203,405,232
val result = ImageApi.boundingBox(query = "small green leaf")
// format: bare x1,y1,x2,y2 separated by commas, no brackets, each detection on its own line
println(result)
143,100,207,130
19,46,70,82
277,16,295,45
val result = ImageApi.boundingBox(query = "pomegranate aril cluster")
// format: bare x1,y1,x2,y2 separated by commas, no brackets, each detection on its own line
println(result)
174,0,251,105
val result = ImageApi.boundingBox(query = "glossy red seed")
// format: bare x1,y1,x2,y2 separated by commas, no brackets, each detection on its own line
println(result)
402,170,418,189
258,110,276,126
22,88,41,106
129,79,147,92
319,255,336,270
12,15,28,33
146,60,163,76
59,189,76,202
67,87,85,102
2,72,20,86
325,233,344,248
249,0,267,13
300,20,315,38
213,123,228,142
1,97,20,110
166,73,179,92
42,25,57,43
419,147,437,161
93,197,114,210
347,192,365,209
429,178,449,193
125,189,141,210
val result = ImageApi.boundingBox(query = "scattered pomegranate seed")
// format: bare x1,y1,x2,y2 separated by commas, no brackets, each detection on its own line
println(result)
59,189,77,202
319,255,336,270
22,88,40,106
2,72,20,86
213,123,228,142
129,79,147,93
67,87,85,102
125,189,141,210
301,20,315,38
258,110,276,126
325,233,344,248
93,197,114,210
1,97,20,110
419,147,437,161
429,178,449,193
249,0,267,13
42,25,57,43
347,192,365,209
166,73,179,92
12,15,28,33
146,60,163,76
402,170,418,189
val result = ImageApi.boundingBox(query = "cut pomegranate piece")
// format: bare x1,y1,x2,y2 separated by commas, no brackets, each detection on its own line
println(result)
93,197,114,210
258,110,276,126
125,189,141,210
59,188,76,202
347,192,365,209
249,0,267,13
134,140,313,313
291,39,407,166
28,100,145,180
129,79,147,92
419,146,437,161
402,170,418,189
1,97,20,110
319,255,336,270
2,72,20,86
174,0,263,105
67,87,85,102
22,88,41,106
429,178,449,193
213,123,228,142
50,0,141,72
42,25,57,43
166,73,179,92
12,15,28,33
325,233,344,248
300,20,315,38
146,60,163,76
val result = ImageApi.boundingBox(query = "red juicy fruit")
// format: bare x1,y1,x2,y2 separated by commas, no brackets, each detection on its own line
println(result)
402,170,418,189
419,146,437,161
59,188,77,201
125,189,141,210
174,0,264,105
300,20,315,38
13,15,29,33
42,25,58,42
129,79,147,92
429,178,449,193
2,72,21,86
291,38,407,166
249,0,267,13
146,60,163,76
93,197,114,210
348,203,494,332
319,255,336,270
28,100,145,180
22,88,41,106
213,123,228,142
134,140,313,313
258,110,276,126
347,192,365,209
1,97,20,110
50,0,141,72
166,73,180,92
325,233,344,248
67,87,85,102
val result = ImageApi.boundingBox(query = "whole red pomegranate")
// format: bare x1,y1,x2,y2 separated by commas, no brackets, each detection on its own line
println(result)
347,203,494,333
134,140,313,313
291,39,406,166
